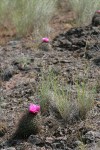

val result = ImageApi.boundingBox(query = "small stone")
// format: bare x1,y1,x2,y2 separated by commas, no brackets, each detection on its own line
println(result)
1,67,14,81
64,23,72,30
0,141,7,149
74,140,83,147
1,146,16,150
82,131,100,144
1,102,8,109
97,121,100,126
94,132,100,139
87,142,100,150
28,135,44,145
45,137,54,144
52,142,65,149
7,147,16,150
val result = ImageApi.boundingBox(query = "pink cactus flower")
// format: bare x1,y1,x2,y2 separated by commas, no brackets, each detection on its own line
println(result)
29,103,40,114
42,37,49,43
96,10,100,13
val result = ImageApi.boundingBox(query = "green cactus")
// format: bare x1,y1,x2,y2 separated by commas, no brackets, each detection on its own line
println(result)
12,112,41,139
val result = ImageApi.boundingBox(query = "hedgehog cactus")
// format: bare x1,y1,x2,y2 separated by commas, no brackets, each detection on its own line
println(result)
92,10,100,26
12,104,41,139
0,122,7,137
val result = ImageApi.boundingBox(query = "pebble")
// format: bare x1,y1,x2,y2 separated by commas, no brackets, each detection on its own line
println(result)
1,148,16,150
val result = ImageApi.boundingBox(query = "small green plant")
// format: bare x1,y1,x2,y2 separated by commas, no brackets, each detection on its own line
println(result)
38,69,96,122
38,70,57,114
75,81,95,120
69,0,100,26
78,143,87,150
73,65,96,120
16,55,31,68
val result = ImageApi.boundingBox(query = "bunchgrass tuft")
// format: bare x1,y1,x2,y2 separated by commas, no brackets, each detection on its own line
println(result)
0,0,58,36
38,69,96,122
75,80,95,120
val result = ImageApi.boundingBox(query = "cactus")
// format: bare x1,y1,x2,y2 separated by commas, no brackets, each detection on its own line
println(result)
11,104,41,139
38,38,52,51
12,111,41,139
92,10,100,26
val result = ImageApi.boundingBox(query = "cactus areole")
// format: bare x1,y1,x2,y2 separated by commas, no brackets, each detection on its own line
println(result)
29,103,40,114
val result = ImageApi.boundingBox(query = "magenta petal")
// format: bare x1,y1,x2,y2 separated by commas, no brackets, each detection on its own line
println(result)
36,105,40,112
42,37,49,43
29,103,40,114
96,10,100,13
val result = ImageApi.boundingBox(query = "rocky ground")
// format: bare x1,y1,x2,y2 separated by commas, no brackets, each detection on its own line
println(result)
0,4,100,150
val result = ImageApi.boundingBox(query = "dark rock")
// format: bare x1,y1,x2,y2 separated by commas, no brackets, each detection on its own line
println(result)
82,131,100,144
52,137,67,149
11,83,34,98
52,25,100,65
44,117,59,136
53,127,65,137
52,142,65,149
0,141,8,149
35,52,44,58
45,137,53,149
93,57,100,66
8,40,20,46
1,67,15,81
28,135,44,146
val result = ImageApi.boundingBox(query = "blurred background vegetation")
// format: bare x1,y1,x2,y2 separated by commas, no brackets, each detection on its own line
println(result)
0,0,100,37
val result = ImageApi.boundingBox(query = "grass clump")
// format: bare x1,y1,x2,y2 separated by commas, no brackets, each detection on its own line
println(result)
75,81,95,120
38,71,57,114
38,70,95,123
0,0,58,36
11,112,41,139
69,0,100,26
